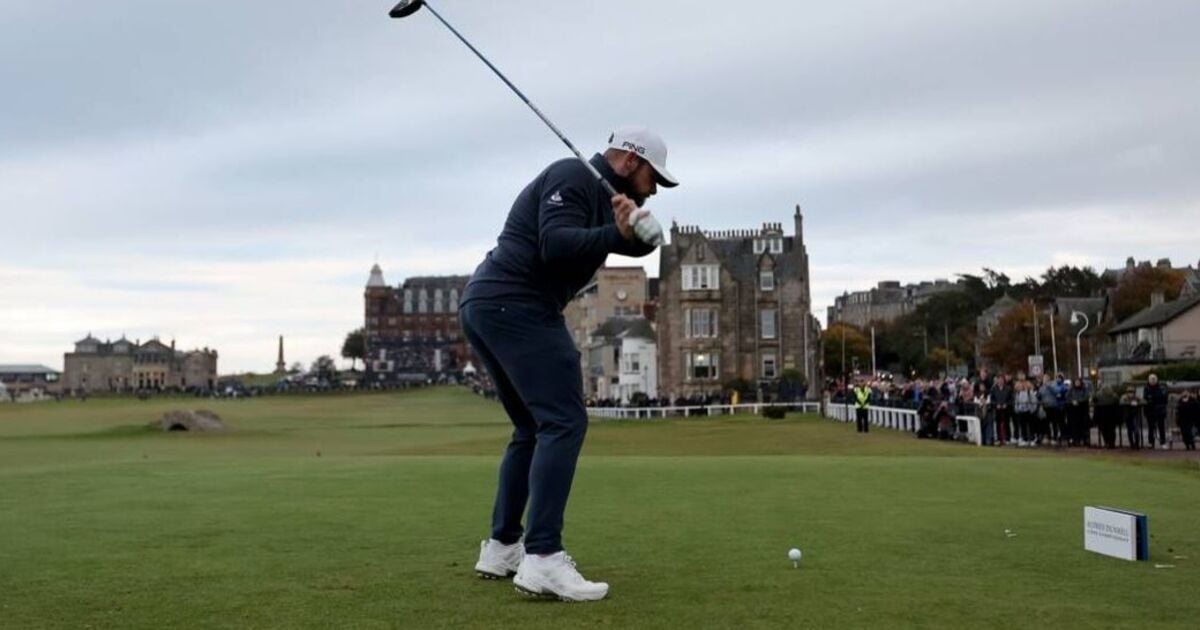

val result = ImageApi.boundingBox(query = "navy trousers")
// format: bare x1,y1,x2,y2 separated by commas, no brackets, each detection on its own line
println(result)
460,300,587,555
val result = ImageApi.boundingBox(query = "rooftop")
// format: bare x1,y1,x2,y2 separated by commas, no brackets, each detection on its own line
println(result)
0,364,60,375
1108,293,1200,335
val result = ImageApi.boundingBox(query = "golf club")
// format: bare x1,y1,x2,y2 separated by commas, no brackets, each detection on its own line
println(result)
388,0,619,198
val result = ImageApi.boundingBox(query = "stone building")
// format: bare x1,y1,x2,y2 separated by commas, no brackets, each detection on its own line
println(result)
827,279,961,329
62,335,218,393
973,295,1020,370
362,264,472,384
1102,257,1200,296
657,206,820,399
563,266,649,397
585,317,657,404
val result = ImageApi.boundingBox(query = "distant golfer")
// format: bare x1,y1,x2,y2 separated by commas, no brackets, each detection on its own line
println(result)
460,127,677,602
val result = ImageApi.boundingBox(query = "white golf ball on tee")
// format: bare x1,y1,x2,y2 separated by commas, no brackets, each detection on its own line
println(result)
788,548,802,562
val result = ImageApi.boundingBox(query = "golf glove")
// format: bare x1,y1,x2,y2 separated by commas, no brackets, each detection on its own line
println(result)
630,208,664,247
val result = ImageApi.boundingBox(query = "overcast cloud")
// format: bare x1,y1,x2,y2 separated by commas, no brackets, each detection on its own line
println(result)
2,0,1197,373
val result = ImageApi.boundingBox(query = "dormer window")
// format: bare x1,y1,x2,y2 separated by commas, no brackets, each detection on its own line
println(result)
754,238,783,254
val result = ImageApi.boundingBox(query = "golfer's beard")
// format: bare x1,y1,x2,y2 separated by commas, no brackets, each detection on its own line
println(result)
630,193,647,207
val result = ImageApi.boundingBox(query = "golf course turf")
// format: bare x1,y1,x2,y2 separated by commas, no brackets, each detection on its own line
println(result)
1,387,1197,628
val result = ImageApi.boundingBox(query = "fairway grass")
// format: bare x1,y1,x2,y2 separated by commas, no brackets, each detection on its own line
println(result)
1,388,1198,629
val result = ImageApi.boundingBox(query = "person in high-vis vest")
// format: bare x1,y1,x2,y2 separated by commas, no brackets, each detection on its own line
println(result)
854,381,871,433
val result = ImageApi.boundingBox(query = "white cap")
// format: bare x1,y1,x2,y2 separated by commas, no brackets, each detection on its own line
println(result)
607,126,679,188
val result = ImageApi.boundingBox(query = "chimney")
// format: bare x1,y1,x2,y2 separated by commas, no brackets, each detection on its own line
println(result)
1151,291,1166,308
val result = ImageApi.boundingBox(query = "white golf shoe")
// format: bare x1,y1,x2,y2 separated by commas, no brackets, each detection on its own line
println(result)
513,551,609,602
474,538,524,580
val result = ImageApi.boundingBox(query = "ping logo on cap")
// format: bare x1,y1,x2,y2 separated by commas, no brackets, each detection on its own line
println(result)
620,141,647,155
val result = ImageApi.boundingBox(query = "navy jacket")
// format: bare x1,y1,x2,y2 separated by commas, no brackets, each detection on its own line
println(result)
462,154,656,311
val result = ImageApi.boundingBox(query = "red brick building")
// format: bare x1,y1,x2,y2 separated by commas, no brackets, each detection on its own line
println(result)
363,264,473,384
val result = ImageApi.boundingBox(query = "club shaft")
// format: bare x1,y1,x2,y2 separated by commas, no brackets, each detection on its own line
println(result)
421,1,618,197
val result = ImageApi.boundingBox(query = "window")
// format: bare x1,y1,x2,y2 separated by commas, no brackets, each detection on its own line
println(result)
686,308,718,338
760,270,775,291
687,352,719,380
403,289,413,314
615,305,639,318
682,265,720,290
434,289,444,313
761,309,777,339
762,354,778,379
755,238,783,254
622,353,641,374
449,288,459,309
418,289,429,314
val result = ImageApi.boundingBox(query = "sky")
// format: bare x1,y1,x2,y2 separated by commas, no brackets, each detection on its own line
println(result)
2,0,1198,374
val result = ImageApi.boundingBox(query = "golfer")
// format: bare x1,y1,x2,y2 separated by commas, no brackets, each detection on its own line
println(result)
460,127,677,602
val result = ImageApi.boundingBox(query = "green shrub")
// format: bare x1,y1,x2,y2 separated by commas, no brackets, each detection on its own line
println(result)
1135,362,1200,382
761,406,787,419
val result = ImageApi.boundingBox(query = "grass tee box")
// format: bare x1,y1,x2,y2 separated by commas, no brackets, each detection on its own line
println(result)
1,387,1198,629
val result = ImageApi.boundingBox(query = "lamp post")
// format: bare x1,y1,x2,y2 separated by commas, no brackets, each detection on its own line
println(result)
1069,311,1090,379
1048,305,1058,376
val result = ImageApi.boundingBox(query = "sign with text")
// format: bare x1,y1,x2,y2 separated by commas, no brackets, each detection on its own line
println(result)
1028,354,1044,377
1084,506,1148,561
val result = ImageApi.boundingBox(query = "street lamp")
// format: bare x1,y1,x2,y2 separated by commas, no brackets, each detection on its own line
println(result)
1069,311,1090,379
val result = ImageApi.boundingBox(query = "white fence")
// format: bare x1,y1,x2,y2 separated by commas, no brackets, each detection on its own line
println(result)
824,400,983,446
589,401,821,420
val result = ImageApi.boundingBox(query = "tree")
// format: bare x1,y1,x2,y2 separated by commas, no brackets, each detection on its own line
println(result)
310,355,337,381
780,368,806,387
1111,265,1186,322
924,347,959,377
288,362,303,374
981,302,1072,375
822,323,871,378
777,368,807,401
874,289,981,376
342,328,366,371
1034,265,1112,300
723,378,753,395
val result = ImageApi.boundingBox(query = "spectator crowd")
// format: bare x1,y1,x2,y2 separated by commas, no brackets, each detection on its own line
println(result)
832,370,1199,451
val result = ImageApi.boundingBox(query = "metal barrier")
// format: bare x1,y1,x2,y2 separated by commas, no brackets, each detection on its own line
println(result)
588,401,821,420
824,399,982,446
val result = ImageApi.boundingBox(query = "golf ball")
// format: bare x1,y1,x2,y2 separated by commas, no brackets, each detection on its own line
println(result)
788,548,802,561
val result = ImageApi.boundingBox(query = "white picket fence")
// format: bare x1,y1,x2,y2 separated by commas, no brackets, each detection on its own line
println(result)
587,400,982,446
588,401,821,420
824,400,983,446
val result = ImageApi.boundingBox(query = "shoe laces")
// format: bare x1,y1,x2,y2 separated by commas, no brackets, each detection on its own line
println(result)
557,553,585,583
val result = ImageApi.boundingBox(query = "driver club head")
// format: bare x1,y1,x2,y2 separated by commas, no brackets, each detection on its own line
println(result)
389,0,425,18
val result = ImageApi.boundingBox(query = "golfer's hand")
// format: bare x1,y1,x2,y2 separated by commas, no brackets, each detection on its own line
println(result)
612,194,637,241
631,208,665,247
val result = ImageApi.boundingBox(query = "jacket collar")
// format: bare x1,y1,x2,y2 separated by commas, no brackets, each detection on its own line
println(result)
589,153,635,198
